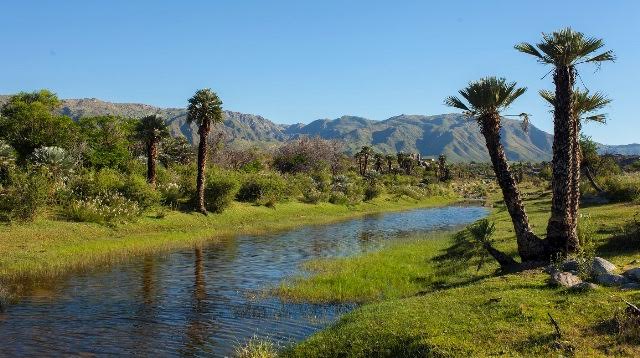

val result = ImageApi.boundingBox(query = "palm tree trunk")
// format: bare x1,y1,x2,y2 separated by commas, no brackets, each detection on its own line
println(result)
480,113,546,262
146,140,158,187
584,165,604,193
196,128,209,214
570,126,581,229
546,66,579,256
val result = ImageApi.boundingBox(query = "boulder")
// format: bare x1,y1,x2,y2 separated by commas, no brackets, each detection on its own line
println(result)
623,267,640,282
562,259,580,272
569,282,598,291
592,257,617,276
594,273,629,287
551,272,582,288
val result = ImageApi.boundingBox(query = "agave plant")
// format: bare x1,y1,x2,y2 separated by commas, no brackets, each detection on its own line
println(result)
31,146,76,181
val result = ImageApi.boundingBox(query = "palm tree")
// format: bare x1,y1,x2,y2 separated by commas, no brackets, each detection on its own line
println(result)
373,153,384,172
445,77,545,262
134,115,169,187
540,89,611,204
384,154,394,173
187,89,224,214
516,28,614,255
360,146,374,174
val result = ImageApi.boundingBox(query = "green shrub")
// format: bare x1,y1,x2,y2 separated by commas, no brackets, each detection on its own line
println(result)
0,170,51,222
237,173,288,206
62,191,141,225
364,182,384,201
121,175,161,209
391,184,426,200
205,175,240,213
603,175,640,203
330,174,364,205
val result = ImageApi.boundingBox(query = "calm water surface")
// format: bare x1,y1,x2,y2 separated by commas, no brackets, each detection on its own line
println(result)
0,205,487,357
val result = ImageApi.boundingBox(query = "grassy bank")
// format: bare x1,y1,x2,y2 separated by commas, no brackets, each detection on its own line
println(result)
0,194,455,282
278,192,640,356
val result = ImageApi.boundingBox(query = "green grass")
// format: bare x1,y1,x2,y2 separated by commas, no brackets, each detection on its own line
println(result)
280,189,640,357
0,194,455,283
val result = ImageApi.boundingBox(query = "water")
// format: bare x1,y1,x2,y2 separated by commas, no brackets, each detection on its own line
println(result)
0,205,487,357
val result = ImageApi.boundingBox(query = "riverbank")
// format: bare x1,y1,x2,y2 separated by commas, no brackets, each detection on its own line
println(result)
279,193,640,356
0,194,456,283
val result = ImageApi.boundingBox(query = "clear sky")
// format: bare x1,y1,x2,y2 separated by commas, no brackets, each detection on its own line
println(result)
1,1,638,144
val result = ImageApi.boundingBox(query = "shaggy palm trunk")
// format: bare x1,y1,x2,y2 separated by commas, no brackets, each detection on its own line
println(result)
196,125,209,214
570,127,581,228
146,140,158,187
387,160,392,173
480,113,546,262
546,66,579,256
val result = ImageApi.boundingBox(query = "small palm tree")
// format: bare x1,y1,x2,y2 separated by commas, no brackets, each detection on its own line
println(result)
135,115,169,187
540,89,611,202
373,152,384,172
384,154,394,173
516,27,614,255
445,77,545,262
187,89,224,214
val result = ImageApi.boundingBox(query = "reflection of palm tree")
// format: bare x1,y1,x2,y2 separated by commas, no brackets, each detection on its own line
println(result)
181,247,210,356
141,255,155,305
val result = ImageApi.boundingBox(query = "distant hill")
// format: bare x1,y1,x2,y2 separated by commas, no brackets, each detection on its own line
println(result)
0,95,632,162
598,143,640,156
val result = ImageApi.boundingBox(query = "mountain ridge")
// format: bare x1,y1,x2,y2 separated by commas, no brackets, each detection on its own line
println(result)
1,95,636,162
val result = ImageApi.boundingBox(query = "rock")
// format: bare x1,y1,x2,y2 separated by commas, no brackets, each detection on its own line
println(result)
621,282,640,290
562,259,580,272
594,273,630,287
550,272,582,288
592,257,617,275
623,267,640,281
569,282,598,291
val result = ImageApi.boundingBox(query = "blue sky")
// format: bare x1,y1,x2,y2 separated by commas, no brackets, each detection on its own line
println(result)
1,1,638,144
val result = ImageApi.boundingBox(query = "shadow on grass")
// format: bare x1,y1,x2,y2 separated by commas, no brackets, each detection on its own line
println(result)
596,222,640,256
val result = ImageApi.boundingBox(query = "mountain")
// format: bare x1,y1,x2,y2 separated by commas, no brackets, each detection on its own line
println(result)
7,95,636,162
598,143,640,156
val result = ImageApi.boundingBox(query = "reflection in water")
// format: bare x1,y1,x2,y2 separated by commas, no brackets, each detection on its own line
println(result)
0,205,487,357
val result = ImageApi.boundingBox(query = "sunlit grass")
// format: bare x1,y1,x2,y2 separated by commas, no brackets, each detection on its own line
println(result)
280,189,640,356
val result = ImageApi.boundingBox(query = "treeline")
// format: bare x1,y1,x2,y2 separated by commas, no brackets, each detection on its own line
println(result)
0,90,456,225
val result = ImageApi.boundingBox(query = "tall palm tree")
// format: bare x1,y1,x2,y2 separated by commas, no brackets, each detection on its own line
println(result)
540,89,611,209
187,89,224,214
446,77,545,262
516,28,614,255
360,146,374,174
134,115,169,187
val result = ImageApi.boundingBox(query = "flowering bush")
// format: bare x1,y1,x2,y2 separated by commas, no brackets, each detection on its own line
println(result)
62,191,142,225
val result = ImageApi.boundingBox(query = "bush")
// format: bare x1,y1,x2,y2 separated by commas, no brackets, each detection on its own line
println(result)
330,174,364,205
364,182,384,201
603,175,640,203
205,175,240,213
237,173,288,206
391,185,427,200
121,175,161,209
62,191,142,225
0,170,51,222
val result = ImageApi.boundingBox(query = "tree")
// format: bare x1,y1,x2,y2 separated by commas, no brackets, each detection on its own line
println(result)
0,90,77,161
384,154,395,173
446,77,545,263
159,136,194,167
134,115,169,187
516,28,614,256
540,89,611,197
373,153,384,172
186,89,224,214
77,115,136,170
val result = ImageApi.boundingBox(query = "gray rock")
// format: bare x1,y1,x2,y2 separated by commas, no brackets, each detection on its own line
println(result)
620,282,640,290
562,259,580,272
594,273,630,287
569,282,598,291
623,267,640,281
592,257,617,276
551,272,582,288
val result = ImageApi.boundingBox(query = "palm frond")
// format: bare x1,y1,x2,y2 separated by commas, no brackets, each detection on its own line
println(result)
514,42,548,62
444,96,470,112
538,89,555,106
